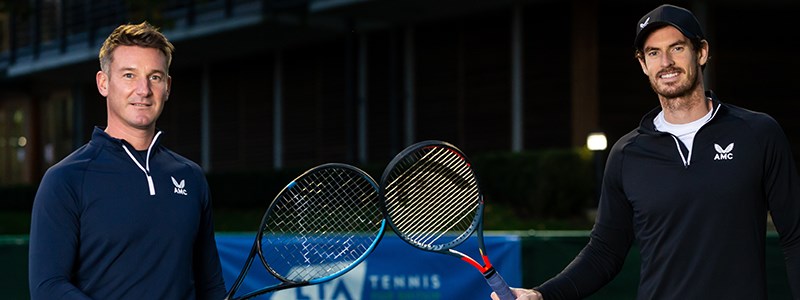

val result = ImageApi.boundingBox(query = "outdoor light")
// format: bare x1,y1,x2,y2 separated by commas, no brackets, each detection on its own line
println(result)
586,132,607,151
587,131,607,207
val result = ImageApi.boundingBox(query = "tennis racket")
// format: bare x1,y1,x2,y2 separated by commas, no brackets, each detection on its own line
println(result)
224,163,385,300
379,140,515,300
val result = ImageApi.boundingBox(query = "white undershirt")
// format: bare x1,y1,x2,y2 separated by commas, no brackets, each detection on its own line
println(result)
653,108,714,153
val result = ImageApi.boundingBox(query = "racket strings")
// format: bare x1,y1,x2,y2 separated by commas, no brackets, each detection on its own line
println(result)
261,167,382,282
385,146,480,248
395,155,471,243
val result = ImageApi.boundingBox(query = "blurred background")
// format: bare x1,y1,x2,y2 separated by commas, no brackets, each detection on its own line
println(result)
0,0,797,298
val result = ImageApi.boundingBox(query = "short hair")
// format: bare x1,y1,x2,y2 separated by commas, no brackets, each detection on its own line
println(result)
98,21,175,73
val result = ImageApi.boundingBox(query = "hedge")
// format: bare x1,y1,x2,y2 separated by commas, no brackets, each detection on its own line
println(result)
1,148,599,220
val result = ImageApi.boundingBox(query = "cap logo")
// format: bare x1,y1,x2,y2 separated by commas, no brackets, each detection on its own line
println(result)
639,17,650,29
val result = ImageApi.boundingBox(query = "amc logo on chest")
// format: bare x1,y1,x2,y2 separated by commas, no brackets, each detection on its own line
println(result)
171,176,188,196
713,143,734,161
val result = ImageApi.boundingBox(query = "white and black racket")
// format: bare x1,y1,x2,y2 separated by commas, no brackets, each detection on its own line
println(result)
224,163,385,300
379,140,515,300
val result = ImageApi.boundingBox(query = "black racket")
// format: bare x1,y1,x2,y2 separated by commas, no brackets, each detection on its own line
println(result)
379,140,515,300
224,163,385,300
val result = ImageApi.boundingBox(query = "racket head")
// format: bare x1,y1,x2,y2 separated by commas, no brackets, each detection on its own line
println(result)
379,140,484,252
255,163,385,284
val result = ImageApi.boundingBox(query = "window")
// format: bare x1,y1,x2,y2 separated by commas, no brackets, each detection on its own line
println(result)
0,98,29,185
40,91,74,168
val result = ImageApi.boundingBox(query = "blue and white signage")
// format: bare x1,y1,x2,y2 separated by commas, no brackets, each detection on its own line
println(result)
217,233,522,300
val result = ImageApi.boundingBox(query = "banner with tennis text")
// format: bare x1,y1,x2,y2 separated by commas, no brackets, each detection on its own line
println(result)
217,233,522,300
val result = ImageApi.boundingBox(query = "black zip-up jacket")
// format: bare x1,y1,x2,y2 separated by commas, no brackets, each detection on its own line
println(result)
537,92,800,299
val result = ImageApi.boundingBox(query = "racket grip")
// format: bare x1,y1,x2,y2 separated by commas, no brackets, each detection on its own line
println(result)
484,267,516,300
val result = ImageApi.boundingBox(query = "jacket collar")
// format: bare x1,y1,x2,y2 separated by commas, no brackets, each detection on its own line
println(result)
90,126,164,153
638,90,724,134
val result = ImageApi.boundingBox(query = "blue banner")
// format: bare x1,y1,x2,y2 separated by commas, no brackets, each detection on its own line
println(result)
217,233,522,300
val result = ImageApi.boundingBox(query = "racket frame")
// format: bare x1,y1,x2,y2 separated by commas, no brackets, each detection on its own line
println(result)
379,141,488,266
224,163,385,300
379,140,515,300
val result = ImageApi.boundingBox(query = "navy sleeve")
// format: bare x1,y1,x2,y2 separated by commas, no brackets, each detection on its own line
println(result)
193,171,227,300
29,166,92,300
760,118,800,298
535,137,636,299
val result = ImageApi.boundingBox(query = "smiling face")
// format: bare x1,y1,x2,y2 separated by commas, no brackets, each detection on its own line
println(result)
638,25,708,99
96,45,171,136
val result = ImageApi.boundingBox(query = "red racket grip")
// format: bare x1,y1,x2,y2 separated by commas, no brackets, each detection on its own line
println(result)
484,267,515,300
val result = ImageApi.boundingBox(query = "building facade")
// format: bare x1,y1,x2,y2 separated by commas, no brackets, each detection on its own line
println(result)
0,0,798,186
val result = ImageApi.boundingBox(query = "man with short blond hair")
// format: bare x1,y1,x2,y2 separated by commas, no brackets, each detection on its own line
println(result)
29,22,227,299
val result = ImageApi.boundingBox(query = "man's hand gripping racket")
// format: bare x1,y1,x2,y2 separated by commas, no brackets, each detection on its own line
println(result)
379,140,516,300
224,163,385,300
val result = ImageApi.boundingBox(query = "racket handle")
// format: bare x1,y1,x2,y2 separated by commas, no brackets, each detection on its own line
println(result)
484,267,516,300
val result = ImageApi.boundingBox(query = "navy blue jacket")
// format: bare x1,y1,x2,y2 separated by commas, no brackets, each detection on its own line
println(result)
537,92,800,299
29,127,226,299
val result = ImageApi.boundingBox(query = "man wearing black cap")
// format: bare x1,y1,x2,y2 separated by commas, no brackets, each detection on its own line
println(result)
491,4,800,300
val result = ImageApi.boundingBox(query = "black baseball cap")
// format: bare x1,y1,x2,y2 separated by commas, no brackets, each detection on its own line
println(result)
634,4,705,50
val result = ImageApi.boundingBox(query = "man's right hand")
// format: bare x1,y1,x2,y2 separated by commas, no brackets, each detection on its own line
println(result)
490,287,543,300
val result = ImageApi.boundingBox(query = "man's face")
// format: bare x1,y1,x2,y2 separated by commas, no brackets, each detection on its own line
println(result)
638,26,707,98
96,45,171,132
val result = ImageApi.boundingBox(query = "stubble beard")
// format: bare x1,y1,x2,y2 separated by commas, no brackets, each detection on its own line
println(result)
652,67,699,98
650,65,703,111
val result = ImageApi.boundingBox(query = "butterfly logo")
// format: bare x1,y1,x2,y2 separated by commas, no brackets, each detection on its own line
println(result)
171,176,188,195
713,143,734,161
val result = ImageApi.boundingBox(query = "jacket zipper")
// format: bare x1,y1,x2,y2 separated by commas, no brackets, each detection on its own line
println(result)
668,102,722,168
121,131,163,196
669,135,691,167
